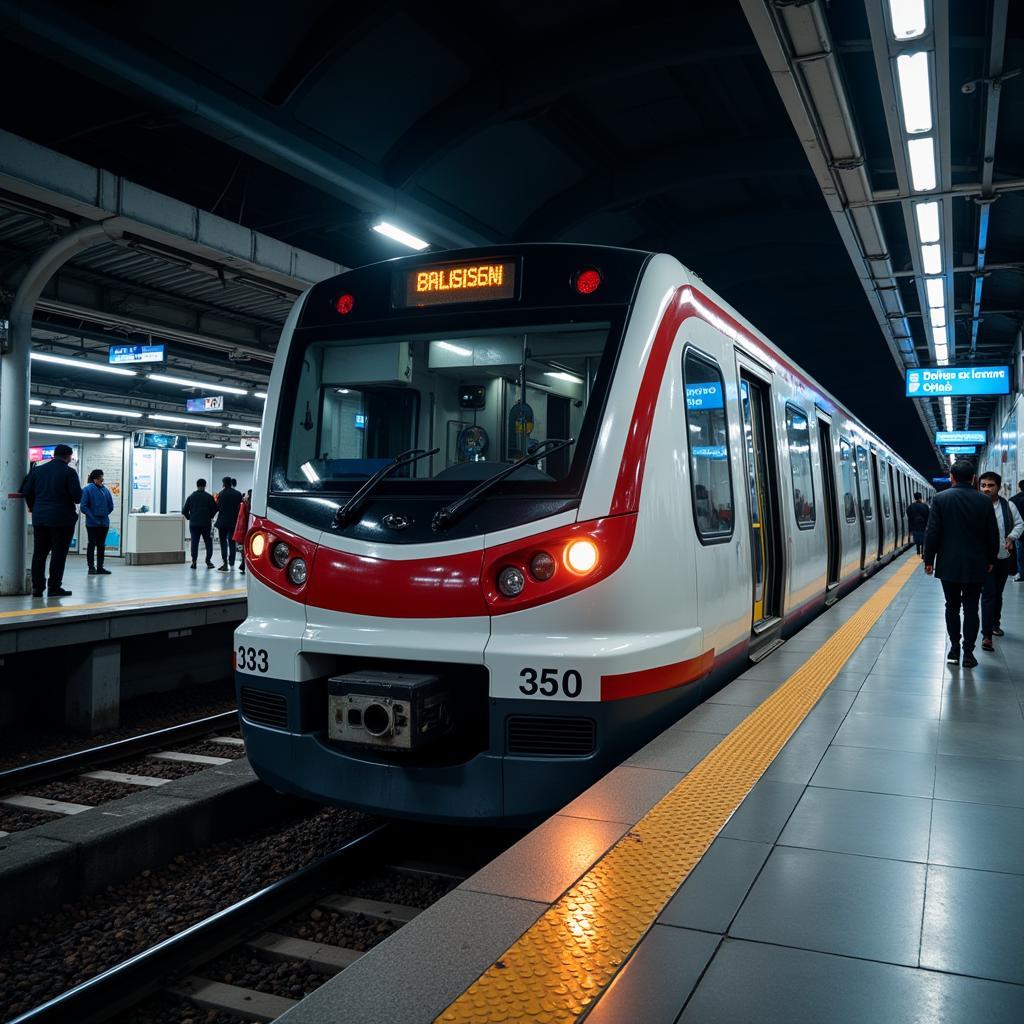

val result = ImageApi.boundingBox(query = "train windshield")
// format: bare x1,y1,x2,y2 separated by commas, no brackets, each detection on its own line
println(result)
272,319,614,496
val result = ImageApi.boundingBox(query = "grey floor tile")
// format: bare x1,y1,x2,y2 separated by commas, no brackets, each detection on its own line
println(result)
859,673,946,695
659,837,771,934
779,787,931,862
677,702,752,734
706,679,783,707
934,754,1024,808
826,669,868,691
921,865,1024,985
720,779,805,843
679,938,1024,1024
560,765,682,825
928,799,1024,875
810,745,935,799
584,926,718,1024
833,713,939,755
730,846,925,966
939,693,1023,724
761,735,831,785
623,726,722,773
850,690,941,720
938,719,1024,761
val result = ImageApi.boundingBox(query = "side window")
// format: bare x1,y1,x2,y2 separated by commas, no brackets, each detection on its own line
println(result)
839,438,857,522
785,405,815,528
856,445,873,520
880,461,892,518
683,350,734,541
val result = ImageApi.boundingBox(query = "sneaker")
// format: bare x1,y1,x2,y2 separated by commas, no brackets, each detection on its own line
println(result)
87,567,98,575
946,646,960,664
982,637,994,652
992,627,1005,637
962,652,979,668
32,589,44,598
206,561,215,568
190,562,197,570
1015,575,1024,582
47,587,72,597
98,567,111,575
217,564,228,572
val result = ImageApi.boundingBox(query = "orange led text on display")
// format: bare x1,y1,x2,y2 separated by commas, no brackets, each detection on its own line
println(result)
415,264,505,294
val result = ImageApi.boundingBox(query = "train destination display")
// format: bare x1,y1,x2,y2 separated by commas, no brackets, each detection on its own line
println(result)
935,430,986,445
109,344,165,364
906,365,1010,397
396,259,517,308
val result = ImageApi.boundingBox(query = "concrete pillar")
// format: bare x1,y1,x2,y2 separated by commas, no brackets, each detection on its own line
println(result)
65,642,121,734
0,220,122,595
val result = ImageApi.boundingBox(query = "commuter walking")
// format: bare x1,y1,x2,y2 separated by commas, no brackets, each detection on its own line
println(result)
233,489,251,575
183,478,217,569
1012,480,1024,582
80,469,115,575
923,460,1000,668
907,492,930,557
20,443,82,598
978,471,1024,651
215,476,243,571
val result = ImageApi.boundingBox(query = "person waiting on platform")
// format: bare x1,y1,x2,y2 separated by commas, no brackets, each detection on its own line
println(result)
233,489,252,575
80,469,115,575
977,471,1023,652
906,491,930,557
215,476,243,571
1012,480,1024,583
20,443,82,598
183,478,217,569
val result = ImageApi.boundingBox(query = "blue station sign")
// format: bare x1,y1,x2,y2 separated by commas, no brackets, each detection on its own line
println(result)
906,365,1010,397
685,381,724,410
935,430,986,445
109,344,165,365
943,445,977,455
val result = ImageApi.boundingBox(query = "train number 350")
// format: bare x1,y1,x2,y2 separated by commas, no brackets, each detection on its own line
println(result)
519,667,583,698
237,646,269,673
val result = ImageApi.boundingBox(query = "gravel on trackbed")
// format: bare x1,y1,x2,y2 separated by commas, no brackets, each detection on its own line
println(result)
0,807,372,1022
0,806,61,834
119,995,256,1024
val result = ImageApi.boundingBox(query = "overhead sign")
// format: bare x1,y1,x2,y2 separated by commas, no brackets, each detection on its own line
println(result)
132,431,187,451
935,430,986,445
239,435,260,451
943,445,977,455
395,259,517,309
932,476,951,485
186,396,224,412
906,366,1010,397
686,381,724,410
109,344,165,365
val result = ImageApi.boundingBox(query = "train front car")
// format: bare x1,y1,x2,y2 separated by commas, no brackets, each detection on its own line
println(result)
235,245,708,824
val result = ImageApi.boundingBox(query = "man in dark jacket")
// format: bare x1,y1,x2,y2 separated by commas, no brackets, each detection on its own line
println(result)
183,478,217,569
924,460,1000,667
906,492,930,557
215,476,243,571
21,443,82,597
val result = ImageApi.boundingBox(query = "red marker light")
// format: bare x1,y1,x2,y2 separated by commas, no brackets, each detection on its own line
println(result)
574,268,602,295
335,294,355,315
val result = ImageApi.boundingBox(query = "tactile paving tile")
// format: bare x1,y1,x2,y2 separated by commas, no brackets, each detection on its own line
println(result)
436,555,920,1024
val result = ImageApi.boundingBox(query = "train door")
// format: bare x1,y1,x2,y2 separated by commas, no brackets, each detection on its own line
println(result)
816,412,841,589
738,367,783,650
892,467,903,547
871,452,885,559
855,444,872,569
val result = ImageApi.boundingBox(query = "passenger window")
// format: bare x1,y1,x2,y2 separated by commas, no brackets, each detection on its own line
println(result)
785,405,815,528
683,351,734,541
880,461,892,518
856,445,873,520
839,438,857,522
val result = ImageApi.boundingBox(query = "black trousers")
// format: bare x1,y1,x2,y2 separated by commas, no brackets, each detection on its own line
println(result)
86,525,109,569
190,525,213,563
31,524,74,593
219,531,237,567
982,559,1013,637
940,580,984,651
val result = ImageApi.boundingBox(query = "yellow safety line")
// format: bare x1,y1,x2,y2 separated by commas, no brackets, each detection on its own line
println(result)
437,555,920,1024
0,588,245,620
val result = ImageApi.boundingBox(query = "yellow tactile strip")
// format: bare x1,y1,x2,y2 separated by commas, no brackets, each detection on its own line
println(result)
437,555,920,1024
0,588,245,620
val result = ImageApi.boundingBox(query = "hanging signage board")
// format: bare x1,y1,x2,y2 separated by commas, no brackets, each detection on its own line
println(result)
109,344,165,365
906,366,1010,397
943,445,977,455
186,396,224,412
132,431,187,451
932,476,952,485
935,430,986,445
240,435,260,451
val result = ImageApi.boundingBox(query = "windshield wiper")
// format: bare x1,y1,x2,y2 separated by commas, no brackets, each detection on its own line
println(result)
431,438,575,532
333,447,440,528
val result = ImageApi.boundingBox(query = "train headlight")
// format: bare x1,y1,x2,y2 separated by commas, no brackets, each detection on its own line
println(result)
287,558,308,585
564,539,599,575
271,541,290,568
497,566,525,597
529,552,556,581
249,532,266,558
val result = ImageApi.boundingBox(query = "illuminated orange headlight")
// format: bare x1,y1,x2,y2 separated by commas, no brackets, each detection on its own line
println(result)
249,532,266,558
563,539,599,575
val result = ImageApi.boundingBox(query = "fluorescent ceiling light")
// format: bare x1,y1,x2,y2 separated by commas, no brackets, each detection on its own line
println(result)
224,444,254,452
907,137,936,191
50,401,143,418
148,413,222,427
372,221,430,250
932,323,948,347
935,346,948,365
914,201,940,244
227,423,260,432
31,352,136,377
920,243,942,275
928,306,946,330
104,434,123,439
29,398,43,406
188,441,223,449
436,342,472,357
925,277,945,308
148,373,248,396
888,0,926,40
30,427,101,438
896,52,932,134
254,392,268,399
545,371,584,385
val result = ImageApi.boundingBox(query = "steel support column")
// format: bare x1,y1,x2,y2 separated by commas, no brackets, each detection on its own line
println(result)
0,220,122,595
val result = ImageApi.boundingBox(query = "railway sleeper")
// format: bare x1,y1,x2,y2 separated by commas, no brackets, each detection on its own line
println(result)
318,894,422,923
245,931,365,973
170,976,297,1023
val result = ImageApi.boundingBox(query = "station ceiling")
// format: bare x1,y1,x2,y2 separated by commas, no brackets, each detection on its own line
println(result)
0,0,1021,475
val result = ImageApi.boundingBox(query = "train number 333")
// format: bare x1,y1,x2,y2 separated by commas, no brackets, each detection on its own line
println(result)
519,667,583,698
237,646,269,673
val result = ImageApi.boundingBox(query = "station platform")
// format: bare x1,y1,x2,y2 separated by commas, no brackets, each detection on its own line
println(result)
276,552,1024,1024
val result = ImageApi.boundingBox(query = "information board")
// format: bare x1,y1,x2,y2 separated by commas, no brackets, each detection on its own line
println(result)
935,430,986,445
109,344,165,365
906,366,1010,397
943,445,977,455
186,396,224,412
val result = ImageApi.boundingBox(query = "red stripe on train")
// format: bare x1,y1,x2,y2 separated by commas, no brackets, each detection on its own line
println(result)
601,649,715,701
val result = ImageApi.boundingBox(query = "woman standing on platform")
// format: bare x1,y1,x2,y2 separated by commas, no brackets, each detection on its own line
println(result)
80,469,114,575
233,489,252,575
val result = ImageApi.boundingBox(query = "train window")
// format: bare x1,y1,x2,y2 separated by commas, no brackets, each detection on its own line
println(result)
785,405,815,528
839,438,857,522
880,461,892,518
683,350,734,541
856,445,873,520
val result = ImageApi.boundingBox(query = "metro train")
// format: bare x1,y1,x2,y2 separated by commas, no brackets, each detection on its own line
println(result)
234,244,930,824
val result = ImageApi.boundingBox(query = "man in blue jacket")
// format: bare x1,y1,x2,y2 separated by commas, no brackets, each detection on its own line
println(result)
21,444,83,597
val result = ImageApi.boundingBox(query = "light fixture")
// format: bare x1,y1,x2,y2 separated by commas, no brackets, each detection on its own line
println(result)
31,352,136,377
436,342,473,357
564,539,599,575
888,0,926,41
224,444,253,451
925,277,945,308
372,221,430,251
337,388,351,394
300,461,321,484
907,137,937,191
896,52,933,134
914,201,940,244
148,413,223,427
29,399,43,406
104,434,123,439
50,401,143,418
920,244,942,275
545,371,584,385
931,324,948,348
188,441,223,449
29,427,101,438
254,391,268,399
227,423,260,432
148,373,248,396
928,307,946,330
